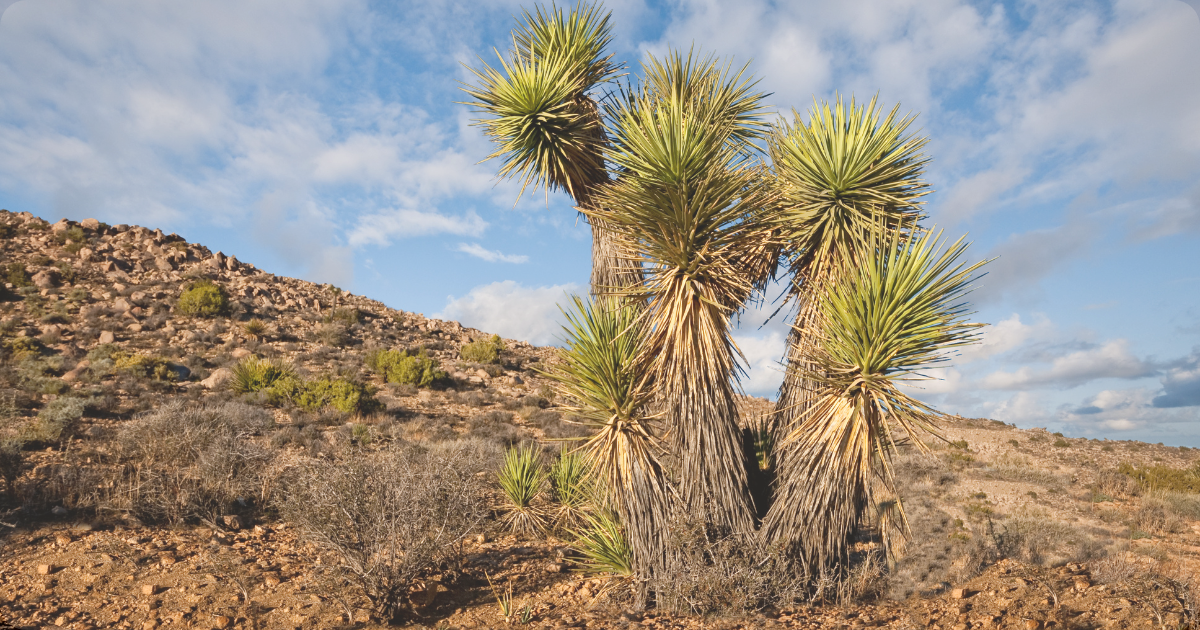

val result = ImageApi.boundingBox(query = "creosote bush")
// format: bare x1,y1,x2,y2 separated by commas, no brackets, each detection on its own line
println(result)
281,441,490,620
460,334,505,364
268,374,379,414
365,347,447,387
113,352,180,381
176,279,228,317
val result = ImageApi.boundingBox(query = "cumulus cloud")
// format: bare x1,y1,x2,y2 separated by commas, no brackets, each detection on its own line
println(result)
455,243,528,264
980,339,1156,390
436,280,580,346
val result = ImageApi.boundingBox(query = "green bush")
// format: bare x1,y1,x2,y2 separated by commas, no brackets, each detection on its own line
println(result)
5,337,42,361
4,262,30,288
267,375,379,414
113,352,179,381
1118,461,1200,494
176,279,228,317
460,334,505,364
571,510,632,575
365,348,447,387
231,356,295,394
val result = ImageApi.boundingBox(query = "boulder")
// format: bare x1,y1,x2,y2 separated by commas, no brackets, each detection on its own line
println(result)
230,348,251,360
31,269,59,288
98,330,115,344
201,367,233,390
50,219,71,233
80,218,100,230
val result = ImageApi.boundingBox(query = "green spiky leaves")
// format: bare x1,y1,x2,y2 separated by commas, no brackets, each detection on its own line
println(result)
461,2,618,201
764,229,988,569
770,95,930,277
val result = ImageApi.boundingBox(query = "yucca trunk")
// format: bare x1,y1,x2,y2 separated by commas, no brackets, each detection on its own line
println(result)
654,277,760,535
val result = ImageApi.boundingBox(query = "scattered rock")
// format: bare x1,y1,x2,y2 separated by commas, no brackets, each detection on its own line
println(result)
201,368,233,390
98,330,115,344
50,506,68,516
141,583,157,596
231,348,252,359
223,514,242,530
37,564,53,575
31,269,59,288
54,533,71,546
211,615,232,629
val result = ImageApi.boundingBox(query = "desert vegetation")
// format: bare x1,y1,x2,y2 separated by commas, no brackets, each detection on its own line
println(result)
0,2,1197,629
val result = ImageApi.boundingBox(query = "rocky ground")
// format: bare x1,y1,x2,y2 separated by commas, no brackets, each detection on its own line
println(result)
0,209,1198,629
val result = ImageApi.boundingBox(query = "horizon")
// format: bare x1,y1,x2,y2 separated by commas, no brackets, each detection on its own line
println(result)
0,0,1197,445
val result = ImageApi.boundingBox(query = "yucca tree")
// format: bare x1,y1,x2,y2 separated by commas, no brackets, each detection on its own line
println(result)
462,3,640,293
542,296,670,598
761,229,987,572
586,51,775,536
768,96,930,437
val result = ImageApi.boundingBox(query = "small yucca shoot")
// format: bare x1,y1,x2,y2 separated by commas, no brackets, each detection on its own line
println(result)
497,444,548,535
230,356,296,394
549,450,594,531
571,509,632,575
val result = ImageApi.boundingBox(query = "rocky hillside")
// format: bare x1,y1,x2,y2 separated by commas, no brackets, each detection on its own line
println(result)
0,208,1198,630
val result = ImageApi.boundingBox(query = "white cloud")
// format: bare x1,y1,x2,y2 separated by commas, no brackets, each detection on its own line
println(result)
732,331,786,397
957,313,1052,364
348,209,487,247
437,280,580,346
455,243,528,264
1153,347,1200,408
980,339,1156,390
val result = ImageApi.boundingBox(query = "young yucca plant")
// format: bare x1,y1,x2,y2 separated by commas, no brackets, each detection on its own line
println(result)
589,50,775,536
549,449,595,531
497,443,548,535
761,228,989,573
230,356,296,394
461,2,640,292
540,295,670,591
571,509,633,576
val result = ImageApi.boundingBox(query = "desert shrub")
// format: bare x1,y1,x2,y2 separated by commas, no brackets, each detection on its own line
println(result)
113,401,273,524
1053,438,1070,448
23,397,87,446
497,443,547,535
324,307,362,325
280,442,489,620
994,514,1106,565
650,508,807,613
365,348,447,387
113,352,179,381
1097,469,1142,498
313,322,350,347
1159,491,1200,521
282,376,378,414
4,337,41,361
4,262,30,287
176,279,228,317
0,438,23,498
230,356,295,394
460,334,505,364
1118,461,1200,494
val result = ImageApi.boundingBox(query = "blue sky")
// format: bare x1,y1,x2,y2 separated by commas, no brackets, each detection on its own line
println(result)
0,0,1198,445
